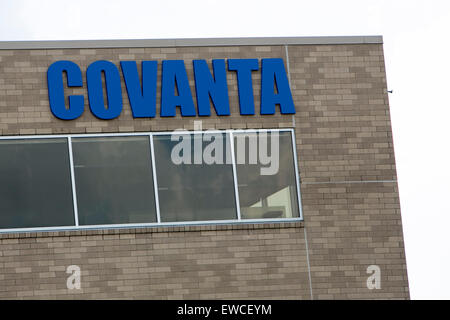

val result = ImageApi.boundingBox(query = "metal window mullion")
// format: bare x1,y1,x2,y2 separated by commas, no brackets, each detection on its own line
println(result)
229,131,242,220
149,134,161,224
290,129,303,220
67,136,80,227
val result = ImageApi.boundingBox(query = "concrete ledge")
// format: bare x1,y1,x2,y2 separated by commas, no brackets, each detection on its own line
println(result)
0,36,383,50
0,221,305,239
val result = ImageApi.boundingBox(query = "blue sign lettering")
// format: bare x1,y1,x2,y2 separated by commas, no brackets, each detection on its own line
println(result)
47,58,296,120
86,60,123,120
47,60,84,120
261,58,296,114
193,59,230,116
227,59,259,115
121,61,157,118
161,60,196,117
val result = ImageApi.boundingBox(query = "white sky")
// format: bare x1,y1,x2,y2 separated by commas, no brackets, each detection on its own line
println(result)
1,0,449,299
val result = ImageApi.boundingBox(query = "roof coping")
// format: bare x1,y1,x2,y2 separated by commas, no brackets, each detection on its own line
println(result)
0,35,383,50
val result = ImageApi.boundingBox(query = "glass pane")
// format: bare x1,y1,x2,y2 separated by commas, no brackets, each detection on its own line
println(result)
234,131,300,219
72,136,157,225
153,132,237,222
0,138,75,229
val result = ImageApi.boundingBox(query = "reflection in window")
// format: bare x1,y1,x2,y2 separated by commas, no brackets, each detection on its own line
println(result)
0,139,74,229
153,133,237,222
72,136,157,225
234,131,300,219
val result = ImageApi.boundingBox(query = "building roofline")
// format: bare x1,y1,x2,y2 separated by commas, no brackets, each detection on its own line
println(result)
0,36,383,50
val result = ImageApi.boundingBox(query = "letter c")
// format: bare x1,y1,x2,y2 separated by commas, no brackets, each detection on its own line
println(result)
47,61,84,120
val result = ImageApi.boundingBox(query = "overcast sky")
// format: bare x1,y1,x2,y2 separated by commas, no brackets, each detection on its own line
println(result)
1,0,449,299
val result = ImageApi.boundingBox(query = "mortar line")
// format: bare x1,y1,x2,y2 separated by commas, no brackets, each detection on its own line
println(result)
302,180,397,185
303,227,314,300
284,44,295,128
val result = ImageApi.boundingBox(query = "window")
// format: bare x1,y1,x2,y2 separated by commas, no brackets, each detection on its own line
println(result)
0,129,302,232
153,133,237,222
234,131,300,219
72,136,157,225
0,138,74,229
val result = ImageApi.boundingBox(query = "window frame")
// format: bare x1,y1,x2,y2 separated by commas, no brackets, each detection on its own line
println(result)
0,128,303,233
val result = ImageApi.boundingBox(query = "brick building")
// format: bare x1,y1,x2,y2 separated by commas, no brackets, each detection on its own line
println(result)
0,36,409,299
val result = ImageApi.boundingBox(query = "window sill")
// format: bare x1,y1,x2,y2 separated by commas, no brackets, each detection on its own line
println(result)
0,220,304,239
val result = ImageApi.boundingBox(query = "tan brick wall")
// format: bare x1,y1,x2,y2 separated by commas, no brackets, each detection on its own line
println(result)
0,223,310,299
288,44,408,298
0,41,409,299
